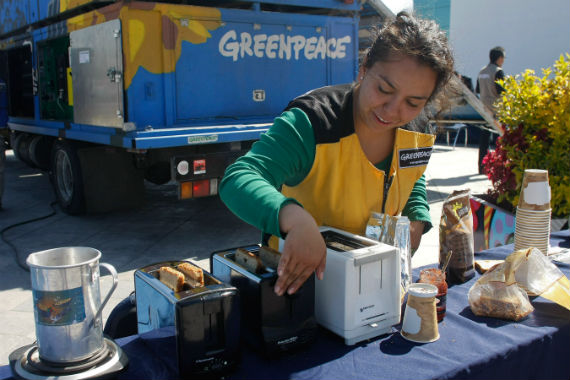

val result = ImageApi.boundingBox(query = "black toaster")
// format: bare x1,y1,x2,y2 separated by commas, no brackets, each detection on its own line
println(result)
210,245,317,356
134,260,240,378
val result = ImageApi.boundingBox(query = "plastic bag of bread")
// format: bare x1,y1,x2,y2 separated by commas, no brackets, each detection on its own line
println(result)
468,247,570,321
511,248,570,310
468,280,533,321
439,190,475,284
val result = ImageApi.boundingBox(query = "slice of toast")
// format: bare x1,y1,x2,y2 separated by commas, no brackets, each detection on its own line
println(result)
475,260,503,274
178,262,205,288
159,266,185,292
259,246,281,270
235,247,264,273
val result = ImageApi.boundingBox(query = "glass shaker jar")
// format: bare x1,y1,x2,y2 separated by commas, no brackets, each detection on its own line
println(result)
418,268,448,322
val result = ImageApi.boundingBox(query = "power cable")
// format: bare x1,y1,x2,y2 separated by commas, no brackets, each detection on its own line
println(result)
0,200,59,271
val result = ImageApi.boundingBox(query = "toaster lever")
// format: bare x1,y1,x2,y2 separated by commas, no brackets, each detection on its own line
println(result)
353,250,381,266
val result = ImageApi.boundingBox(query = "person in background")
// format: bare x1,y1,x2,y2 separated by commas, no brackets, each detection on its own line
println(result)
220,12,455,296
476,46,506,174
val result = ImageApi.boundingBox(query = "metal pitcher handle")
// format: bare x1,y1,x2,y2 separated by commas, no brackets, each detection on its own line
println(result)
93,262,119,326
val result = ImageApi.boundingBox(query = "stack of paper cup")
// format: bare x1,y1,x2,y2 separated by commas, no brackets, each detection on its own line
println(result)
514,169,551,255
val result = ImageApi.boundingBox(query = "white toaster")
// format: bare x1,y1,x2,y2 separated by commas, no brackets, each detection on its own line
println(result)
280,226,401,345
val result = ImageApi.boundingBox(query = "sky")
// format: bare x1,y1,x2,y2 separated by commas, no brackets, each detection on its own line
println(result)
382,0,413,13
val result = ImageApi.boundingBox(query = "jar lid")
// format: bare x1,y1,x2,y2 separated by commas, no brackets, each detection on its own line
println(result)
408,283,437,298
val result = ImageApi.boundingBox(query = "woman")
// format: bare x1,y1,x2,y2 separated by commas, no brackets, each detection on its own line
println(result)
220,12,455,297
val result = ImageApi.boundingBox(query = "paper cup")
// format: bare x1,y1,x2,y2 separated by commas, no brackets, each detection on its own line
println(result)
516,207,551,214
401,283,439,343
515,224,550,232
515,211,551,221
518,169,550,211
515,238,549,245
515,215,552,222
515,224,550,231
515,231,550,241
514,203,551,256
514,238,549,255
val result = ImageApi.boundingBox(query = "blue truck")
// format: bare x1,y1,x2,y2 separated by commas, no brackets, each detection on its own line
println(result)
0,0,360,214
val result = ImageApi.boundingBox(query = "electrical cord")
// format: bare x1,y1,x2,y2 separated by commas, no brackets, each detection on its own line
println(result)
1,200,59,272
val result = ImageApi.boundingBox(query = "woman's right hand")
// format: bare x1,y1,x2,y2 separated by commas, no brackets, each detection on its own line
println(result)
274,203,326,296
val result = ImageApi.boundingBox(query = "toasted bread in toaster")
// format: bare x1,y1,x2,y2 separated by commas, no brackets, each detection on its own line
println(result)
159,266,185,292
259,246,281,270
235,247,264,273
178,262,205,287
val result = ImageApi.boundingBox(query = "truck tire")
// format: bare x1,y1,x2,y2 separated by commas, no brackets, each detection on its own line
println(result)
51,140,85,214
29,135,53,170
13,133,35,167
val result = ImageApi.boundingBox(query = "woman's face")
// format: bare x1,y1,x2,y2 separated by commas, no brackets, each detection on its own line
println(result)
355,55,437,133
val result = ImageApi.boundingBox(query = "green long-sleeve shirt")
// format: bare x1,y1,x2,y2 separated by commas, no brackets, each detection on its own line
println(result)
220,108,432,238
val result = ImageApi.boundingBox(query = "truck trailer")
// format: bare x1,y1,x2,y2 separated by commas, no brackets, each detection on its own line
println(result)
0,0,360,214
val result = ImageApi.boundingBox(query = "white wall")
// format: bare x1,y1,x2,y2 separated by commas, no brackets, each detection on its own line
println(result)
449,0,570,83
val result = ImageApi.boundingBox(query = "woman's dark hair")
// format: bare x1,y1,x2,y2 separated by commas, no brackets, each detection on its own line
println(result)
364,12,455,132
364,11,455,104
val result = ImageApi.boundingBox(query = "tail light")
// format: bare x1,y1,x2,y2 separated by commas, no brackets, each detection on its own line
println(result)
192,180,210,197
179,179,219,200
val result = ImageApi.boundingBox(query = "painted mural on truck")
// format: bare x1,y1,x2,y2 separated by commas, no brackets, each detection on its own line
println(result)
1,1,356,129
0,1,28,37
60,1,355,127
0,0,102,37
66,2,223,89
65,3,353,86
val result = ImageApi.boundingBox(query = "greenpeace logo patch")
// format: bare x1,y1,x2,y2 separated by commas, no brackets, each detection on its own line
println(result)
399,147,433,168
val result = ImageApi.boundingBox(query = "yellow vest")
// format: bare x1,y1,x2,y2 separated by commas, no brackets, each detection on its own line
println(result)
281,128,435,235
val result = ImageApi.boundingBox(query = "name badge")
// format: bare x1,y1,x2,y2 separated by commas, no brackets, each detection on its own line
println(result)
398,147,433,168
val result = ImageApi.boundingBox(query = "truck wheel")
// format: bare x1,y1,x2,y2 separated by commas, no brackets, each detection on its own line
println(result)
51,141,85,214
29,135,53,170
13,133,35,167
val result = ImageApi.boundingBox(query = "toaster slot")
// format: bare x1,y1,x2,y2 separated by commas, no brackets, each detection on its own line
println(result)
201,274,222,286
322,230,374,252
203,305,226,354
147,263,220,293
224,250,277,276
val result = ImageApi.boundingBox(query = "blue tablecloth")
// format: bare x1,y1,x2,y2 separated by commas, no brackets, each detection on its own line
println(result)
3,231,569,380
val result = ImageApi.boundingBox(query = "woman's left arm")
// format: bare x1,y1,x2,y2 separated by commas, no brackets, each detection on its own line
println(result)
409,220,425,251
402,174,431,251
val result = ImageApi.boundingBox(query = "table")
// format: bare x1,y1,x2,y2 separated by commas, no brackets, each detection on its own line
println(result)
3,231,569,380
